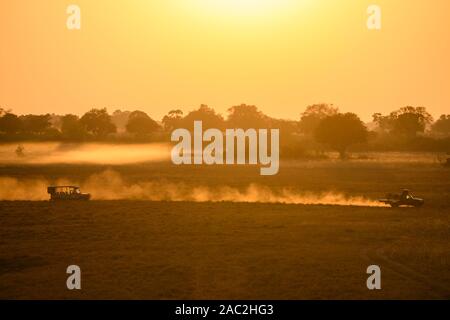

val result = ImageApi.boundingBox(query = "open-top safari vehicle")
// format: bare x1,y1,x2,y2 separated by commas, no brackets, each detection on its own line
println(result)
47,186,91,201
379,189,424,208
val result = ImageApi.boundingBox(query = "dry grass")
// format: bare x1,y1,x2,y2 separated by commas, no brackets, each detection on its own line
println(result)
0,157,449,299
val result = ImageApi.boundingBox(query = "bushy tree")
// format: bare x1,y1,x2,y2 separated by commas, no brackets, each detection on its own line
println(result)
182,104,225,130
432,115,450,135
20,114,52,135
299,104,338,135
373,106,433,137
80,108,116,138
162,109,184,132
0,113,22,134
126,111,160,136
227,104,269,128
60,114,87,140
315,113,368,158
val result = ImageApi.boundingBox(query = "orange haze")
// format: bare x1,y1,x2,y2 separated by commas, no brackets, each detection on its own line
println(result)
0,0,449,121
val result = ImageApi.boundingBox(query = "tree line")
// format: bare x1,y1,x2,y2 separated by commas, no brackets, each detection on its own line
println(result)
1,104,449,157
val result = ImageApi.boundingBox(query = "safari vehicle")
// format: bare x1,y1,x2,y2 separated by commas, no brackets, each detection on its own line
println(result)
47,186,91,201
379,189,424,208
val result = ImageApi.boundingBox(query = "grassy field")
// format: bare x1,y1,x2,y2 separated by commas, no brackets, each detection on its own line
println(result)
0,156,449,299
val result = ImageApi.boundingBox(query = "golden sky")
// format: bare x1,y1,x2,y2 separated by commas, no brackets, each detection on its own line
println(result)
0,0,449,121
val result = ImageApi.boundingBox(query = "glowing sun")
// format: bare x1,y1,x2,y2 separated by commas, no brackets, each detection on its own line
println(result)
190,0,300,17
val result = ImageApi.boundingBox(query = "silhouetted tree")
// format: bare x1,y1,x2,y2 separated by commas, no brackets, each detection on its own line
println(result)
372,113,390,133
162,109,184,132
182,104,225,130
227,104,269,128
20,114,52,135
299,104,338,135
373,106,433,137
432,115,450,135
80,108,116,138
126,110,160,136
315,113,368,158
0,113,22,134
60,114,87,140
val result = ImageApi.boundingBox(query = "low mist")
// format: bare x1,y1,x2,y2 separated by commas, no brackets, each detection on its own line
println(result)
0,143,170,165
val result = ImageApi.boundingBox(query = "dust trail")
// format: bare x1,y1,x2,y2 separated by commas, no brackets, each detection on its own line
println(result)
0,170,386,207
84,170,384,207
0,177,49,201
0,176,78,201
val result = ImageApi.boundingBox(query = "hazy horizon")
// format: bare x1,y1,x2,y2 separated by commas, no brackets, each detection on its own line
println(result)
1,0,449,122
1,102,444,124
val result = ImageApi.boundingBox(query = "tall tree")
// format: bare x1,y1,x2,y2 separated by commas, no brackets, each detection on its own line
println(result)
373,106,433,137
182,104,225,130
162,109,184,131
314,113,368,158
80,108,116,138
60,114,87,140
299,104,339,135
20,114,52,135
432,115,450,135
0,113,22,134
227,104,269,128
126,110,160,136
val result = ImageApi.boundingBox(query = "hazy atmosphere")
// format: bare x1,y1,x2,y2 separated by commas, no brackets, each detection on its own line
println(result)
1,0,450,120
0,0,449,303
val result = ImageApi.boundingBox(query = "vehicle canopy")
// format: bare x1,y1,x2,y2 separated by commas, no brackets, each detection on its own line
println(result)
47,186,81,194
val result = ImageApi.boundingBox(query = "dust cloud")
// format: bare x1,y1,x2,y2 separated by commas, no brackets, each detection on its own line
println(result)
84,170,385,206
0,170,386,207
0,177,49,201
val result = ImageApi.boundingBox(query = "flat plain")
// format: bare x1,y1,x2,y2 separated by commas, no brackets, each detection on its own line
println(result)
0,156,449,299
